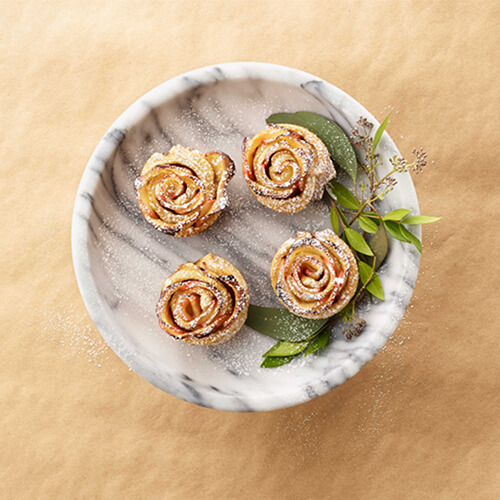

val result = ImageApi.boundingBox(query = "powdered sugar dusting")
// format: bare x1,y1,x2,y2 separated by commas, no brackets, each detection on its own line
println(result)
40,305,110,369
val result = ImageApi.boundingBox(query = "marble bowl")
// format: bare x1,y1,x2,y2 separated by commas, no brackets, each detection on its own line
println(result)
72,63,420,411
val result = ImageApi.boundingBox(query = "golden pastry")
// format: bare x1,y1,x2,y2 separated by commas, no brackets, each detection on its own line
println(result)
135,145,234,237
156,253,249,345
270,229,358,319
242,124,335,213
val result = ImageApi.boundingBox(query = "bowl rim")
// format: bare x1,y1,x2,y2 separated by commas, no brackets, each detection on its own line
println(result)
72,62,420,411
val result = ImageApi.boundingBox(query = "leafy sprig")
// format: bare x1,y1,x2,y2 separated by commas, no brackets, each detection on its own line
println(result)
249,111,441,368
248,304,343,367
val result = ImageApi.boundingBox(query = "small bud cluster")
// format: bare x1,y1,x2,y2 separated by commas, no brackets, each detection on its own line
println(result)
344,319,367,340
412,147,427,173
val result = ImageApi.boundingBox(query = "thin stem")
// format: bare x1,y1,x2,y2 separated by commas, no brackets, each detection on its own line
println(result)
353,177,361,203
352,142,368,154
348,198,372,225
334,204,346,230
343,210,379,219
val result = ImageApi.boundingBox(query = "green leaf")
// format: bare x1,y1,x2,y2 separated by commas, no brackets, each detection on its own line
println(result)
305,328,331,356
358,215,379,233
372,112,391,153
384,221,422,253
327,181,361,210
264,113,293,124
358,261,385,301
399,225,422,253
344,228,374,256
383,220,411,242
263,340,310,358
358,260,374,284
368,278,385,301
261,355,296,368
246,304,329,342
330,206,340,234
267,111,358,181
383,208,412,221
369,225,389,270
337,206,351,228
402,215,442,225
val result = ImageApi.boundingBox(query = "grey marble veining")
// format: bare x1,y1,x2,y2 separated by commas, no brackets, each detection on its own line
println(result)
72,63,420,411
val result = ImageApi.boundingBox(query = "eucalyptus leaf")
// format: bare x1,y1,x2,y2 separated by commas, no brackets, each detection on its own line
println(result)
402,215,442,225
261,355,296,368
383,208,412,221
344,228,374,256
305,328,331,356
266,111,358,181
330,206,340,234
399,225,422,253
358,215,379,233
264,113,293,124
246,304,329,342
372,112,391,153
263,340,310,358
358,261,385,300
369,225,389,270
327,181,361,210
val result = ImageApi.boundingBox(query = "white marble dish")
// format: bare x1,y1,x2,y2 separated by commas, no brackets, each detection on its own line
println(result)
72,63,420,411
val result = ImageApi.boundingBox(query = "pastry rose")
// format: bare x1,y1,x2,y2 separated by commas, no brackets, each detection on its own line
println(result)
135,145,234,237
156,253,249,345
242,124,335,213
271,229,358,319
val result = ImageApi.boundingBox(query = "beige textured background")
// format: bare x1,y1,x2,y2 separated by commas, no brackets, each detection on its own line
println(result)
2,1,499,498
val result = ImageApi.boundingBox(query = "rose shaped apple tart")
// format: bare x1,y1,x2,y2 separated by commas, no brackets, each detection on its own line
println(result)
271,229,358,319
156,253,249,345
135,145,234,237
242,124,335,213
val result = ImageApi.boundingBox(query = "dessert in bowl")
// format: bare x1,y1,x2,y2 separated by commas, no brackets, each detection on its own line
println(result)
72,63,420,411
